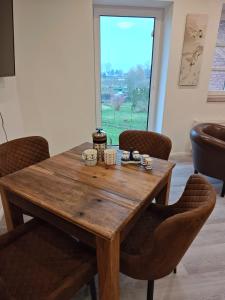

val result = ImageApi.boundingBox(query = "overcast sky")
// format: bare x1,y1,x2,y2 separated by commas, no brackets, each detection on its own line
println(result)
100,16,155,73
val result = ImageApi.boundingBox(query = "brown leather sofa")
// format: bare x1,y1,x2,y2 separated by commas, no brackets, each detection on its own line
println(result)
190,123,225,197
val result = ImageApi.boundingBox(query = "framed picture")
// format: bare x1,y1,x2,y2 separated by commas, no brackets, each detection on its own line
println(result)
179,14,208,86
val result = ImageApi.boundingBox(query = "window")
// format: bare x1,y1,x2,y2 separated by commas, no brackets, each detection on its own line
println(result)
94,7,162,144
208,8,225,101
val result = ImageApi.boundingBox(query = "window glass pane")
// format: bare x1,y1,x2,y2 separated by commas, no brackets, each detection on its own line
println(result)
209,18,225,91
100,16,155,145
217,20,225,44
212,47,225,68
209,71,225,91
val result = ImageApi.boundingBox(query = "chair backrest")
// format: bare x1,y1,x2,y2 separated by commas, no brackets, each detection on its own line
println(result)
119,130,172,160
148,175,216,280
0,136,50,177
190,123,225,180
0,278,12,300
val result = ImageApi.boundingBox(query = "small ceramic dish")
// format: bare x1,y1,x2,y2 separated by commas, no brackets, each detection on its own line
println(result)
84,159,97,167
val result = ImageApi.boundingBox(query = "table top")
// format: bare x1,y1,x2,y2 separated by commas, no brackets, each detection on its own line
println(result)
0,143,175,240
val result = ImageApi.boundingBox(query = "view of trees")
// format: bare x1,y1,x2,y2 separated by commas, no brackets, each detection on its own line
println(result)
101,64,151,144
101,64,150,113
100,16,154,144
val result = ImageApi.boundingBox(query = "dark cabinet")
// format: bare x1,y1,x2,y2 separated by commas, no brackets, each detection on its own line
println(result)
0,0,15,77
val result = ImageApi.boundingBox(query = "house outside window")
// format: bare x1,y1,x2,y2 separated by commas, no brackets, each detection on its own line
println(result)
208,8,225,102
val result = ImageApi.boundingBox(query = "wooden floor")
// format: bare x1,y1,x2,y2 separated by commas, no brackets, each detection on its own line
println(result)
1,155,225,300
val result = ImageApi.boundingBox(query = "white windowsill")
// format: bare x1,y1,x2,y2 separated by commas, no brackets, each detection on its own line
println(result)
207,91,225,102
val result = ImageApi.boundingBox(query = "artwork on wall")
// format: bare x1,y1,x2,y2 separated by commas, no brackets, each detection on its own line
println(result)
179,14,208,86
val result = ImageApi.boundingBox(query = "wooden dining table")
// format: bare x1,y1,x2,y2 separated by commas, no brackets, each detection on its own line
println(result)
0,142,175,300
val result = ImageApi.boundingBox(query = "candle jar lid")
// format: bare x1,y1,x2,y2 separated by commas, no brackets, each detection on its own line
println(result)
92,128,107,143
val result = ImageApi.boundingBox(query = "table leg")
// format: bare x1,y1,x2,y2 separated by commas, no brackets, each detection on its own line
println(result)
156,171,172,205
96,232,120,300
0,188,24,231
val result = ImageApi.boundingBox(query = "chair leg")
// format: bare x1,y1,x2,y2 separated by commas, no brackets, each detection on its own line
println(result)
194,170,198,174
89,278,97,300
221,182,225,198
147,280,154,300
173,267,177,274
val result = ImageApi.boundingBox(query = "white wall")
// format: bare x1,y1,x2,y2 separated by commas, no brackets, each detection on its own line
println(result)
0,77,24,215
0,78,24,143
13,0,96,154
161,0,225,154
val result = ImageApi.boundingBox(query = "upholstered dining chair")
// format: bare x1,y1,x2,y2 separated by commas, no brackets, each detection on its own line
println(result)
119,130,172,205
0,136,50,226
0,136,50,177
0,218,97,300
120,175,216,300
119,130,172,160
0,137,97,299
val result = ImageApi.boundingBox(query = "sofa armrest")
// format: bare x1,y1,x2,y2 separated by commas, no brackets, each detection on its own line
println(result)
191,128,225,151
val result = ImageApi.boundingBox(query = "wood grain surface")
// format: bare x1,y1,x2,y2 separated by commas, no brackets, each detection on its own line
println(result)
0,142,174,240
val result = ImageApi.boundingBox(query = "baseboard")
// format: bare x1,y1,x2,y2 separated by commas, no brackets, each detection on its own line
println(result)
170,151,192,159
0,207,3,220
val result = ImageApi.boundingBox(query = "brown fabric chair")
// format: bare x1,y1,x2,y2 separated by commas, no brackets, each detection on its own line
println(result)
0,136,97,299
121,175,216,300
119,130,172,160
0,136,50,224
0,136,50,177
190,123,225,197
0,218,97,300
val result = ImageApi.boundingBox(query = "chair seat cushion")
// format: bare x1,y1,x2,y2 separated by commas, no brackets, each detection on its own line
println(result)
0,219,96,300
121,207,167,256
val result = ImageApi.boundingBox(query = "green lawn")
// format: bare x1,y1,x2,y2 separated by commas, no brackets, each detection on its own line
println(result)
102,102,148,145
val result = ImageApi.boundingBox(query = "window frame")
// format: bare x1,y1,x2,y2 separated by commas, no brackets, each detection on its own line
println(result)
93,5,163,132
208,12,225,102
